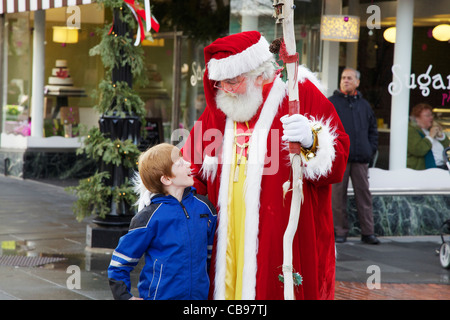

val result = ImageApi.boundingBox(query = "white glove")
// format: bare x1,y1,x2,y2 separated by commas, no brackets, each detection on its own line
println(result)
280,114,314,148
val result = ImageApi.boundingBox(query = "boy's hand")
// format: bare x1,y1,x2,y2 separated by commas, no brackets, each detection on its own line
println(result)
129,296,143,300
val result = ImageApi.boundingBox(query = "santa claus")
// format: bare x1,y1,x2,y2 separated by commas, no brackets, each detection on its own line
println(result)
139,31,349,300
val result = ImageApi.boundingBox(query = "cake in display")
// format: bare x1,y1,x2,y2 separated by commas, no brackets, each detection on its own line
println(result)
49,59,74,86
45,59,85,95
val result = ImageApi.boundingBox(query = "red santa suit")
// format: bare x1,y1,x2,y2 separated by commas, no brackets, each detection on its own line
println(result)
182,31,349,300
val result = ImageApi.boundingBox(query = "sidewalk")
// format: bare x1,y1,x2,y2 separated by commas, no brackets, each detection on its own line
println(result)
335,236,450,300
0,175,449,300
0,175,116,300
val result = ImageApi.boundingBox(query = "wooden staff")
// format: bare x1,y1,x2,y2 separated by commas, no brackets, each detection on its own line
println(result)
272,0,303,300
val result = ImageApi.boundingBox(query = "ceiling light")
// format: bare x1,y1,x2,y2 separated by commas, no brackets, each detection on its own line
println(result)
53,26,79,44
320,15,360,42
383,27,396,43
432,24,450,42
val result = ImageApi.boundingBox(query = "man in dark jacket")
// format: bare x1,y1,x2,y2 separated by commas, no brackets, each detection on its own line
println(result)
329,68,379,244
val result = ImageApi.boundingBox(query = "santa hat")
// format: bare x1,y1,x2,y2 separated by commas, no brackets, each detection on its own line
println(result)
204,31,273,81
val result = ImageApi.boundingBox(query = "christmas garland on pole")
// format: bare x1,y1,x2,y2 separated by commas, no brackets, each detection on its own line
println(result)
67,0,157,222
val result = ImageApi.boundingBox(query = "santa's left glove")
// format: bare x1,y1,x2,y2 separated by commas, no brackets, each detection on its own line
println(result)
280,114,314,148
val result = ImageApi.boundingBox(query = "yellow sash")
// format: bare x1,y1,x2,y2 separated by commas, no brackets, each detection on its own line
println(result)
225,122,251,300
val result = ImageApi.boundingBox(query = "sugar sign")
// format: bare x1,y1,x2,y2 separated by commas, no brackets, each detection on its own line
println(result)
388,64,450,104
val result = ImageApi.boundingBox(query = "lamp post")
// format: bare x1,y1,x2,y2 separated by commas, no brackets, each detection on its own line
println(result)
95,7,141,227
87,8,142,248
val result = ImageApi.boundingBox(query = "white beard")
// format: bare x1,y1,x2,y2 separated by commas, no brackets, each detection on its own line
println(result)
215,79,263,122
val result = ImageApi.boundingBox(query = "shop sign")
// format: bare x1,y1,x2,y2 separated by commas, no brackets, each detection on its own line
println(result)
190,61,205,87
389,64,450,105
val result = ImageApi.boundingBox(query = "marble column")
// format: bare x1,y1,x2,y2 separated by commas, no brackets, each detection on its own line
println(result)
389,0,414,170
31,10,46,138
321,0,341,97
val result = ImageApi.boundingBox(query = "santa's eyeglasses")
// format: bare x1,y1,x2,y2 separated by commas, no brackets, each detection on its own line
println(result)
214,76,245,94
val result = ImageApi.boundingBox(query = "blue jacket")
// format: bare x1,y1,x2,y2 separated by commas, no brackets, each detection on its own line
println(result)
108,187,217,300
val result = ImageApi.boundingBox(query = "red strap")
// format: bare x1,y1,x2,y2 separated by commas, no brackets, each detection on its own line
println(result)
278,41,299,64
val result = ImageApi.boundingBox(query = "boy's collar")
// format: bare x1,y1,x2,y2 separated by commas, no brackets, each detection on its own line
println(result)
182,186,194,198
151,186,194,203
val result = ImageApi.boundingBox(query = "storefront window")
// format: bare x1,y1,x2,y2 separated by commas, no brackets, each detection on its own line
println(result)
43,5,104,137
1,5,104,140
140,34,208,143
139,34,174,143
2,12,32,137
179,38,208,131
354,13,450,170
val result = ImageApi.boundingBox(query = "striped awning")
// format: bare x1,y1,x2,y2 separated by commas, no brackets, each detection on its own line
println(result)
0,0,94,14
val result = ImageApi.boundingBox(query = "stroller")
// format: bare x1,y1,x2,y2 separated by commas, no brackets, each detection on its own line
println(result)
445,147,450,171
440,148,450,269
439,219,450,269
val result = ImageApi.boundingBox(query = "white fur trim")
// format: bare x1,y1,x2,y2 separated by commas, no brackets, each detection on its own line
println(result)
208,36,273,81
213,118,234,300
132,171,153,212
297,64,327,95
213,77,287,300
201,155,218,182
301,117,337,181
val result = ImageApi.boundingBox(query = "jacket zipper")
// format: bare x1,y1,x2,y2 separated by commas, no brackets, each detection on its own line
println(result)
180,201,190,219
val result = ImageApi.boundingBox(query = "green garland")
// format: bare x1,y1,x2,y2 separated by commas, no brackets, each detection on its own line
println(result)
68,171,136,222
76,126,141,168
89,1,147,119
67,0,148,221
67,125,142,221
89,26,146,82
93,80,145,119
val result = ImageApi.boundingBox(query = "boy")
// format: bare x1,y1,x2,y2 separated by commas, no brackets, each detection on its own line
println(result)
108,143,217,300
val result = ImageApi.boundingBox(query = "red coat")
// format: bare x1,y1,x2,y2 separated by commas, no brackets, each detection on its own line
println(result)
182,68,349,300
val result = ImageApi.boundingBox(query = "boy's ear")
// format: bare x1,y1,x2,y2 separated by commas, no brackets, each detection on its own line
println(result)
160,175,172,186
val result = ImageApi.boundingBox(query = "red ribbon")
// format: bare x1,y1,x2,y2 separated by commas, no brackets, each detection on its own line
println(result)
108,0,160,42
126,0,146,42
278,40,299,64
278,39,300,155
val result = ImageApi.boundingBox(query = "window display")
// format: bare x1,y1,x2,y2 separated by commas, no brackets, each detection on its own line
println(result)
2,13,31,137
1,6,103,142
